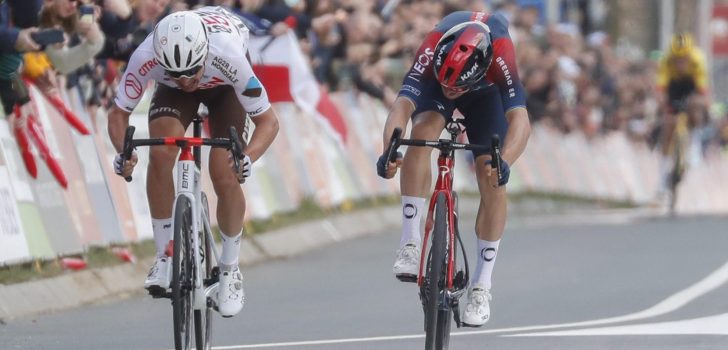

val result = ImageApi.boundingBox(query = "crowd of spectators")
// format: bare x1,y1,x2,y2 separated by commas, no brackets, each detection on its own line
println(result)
1,0,727,154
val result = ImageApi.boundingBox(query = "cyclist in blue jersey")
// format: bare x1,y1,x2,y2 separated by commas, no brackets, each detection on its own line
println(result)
377,11,531,327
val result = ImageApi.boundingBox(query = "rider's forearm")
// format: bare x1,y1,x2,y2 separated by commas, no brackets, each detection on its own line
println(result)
382,96,415,149
502,107,531,165
245,108,279,162
107,105,131,153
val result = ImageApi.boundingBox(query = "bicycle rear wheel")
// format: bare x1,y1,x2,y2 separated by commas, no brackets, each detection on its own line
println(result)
424,193,450,350
172,196,194,350
668,136,688,215
194,193,213,350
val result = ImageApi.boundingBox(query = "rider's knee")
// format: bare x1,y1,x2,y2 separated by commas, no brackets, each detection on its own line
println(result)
209,163,241,194
148,147,178,171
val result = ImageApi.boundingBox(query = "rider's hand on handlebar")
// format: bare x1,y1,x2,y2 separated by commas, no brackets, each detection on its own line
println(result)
229,153,251,183
114,152,138,178
377,151,403,179
485,159,510,187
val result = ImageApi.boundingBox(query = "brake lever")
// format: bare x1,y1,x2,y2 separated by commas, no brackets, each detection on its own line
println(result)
122,126,136,182
229,126,245,184
385,128,403,171
490,135,502,182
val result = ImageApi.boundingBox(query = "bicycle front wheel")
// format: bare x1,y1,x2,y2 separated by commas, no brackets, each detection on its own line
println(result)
424,193,451,350
172,196,194,350
194,193,213,350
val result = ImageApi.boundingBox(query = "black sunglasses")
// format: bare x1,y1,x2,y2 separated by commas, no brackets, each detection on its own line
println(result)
166,65,203,79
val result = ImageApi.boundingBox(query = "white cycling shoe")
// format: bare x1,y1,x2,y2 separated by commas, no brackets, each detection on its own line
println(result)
393,241,420,281
218,265,245,317
462,284,492,327
144,256,171,293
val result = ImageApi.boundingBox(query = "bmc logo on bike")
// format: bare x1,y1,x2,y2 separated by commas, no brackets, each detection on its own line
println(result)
181,163,191,190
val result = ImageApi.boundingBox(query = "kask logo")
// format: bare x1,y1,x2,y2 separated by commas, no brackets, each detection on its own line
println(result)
460,62,479,81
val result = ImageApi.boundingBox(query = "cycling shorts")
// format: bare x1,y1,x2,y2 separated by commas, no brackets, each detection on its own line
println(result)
410,82,510,158
149,84,249,141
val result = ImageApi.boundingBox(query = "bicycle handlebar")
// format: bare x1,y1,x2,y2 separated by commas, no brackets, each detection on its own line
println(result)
386,127,503,181
121,126,245,183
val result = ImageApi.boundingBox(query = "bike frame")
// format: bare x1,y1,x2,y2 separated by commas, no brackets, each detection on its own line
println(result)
386,123,500,296
123,121,244,311
418,150,457,290
170,136,221,310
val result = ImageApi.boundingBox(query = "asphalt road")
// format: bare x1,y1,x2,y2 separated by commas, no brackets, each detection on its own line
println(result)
2,209,728,350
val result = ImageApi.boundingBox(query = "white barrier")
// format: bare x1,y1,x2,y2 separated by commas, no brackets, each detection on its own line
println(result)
1,88,727,264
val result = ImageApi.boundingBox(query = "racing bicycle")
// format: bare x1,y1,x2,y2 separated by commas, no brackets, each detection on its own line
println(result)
384,122,503,350
667,110,690,216
122,116,245,350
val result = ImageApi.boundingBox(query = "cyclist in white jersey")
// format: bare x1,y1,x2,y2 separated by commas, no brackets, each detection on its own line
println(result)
107,7,280,317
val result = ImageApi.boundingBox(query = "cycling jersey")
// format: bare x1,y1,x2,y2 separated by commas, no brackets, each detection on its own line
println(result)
656,47,708,110
399,11,526,112
114,6,271,117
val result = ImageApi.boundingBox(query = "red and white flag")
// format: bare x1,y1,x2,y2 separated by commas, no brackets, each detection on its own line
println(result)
248,32,347,144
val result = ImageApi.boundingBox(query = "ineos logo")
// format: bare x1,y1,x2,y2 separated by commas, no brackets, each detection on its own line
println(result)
403,204,417,219
481,247,496,261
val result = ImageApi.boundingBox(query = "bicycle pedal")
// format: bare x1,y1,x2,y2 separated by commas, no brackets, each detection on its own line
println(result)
460,322,484,328
396,273,417,283
146,286,170,299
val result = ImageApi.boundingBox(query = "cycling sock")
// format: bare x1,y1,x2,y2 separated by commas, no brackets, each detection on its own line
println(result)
220,230,243,266
472,238,500,289
400,196,426,247
151,217,173,258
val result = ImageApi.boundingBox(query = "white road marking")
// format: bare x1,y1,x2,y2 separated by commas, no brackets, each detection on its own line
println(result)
209,334,424,349
455,257,728,336
507,313,728,336
199,258,728,349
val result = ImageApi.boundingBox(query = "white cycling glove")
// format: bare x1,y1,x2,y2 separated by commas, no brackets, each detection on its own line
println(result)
241,154,252,179
231,153,252,183
114,152,137,178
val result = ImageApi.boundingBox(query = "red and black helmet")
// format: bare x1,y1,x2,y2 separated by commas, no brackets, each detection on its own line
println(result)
433,21,494,90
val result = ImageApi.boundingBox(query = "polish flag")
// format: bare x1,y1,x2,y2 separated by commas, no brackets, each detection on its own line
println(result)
248,32,347,144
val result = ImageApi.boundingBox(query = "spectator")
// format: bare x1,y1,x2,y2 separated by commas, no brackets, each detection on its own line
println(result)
39,0,105,75
0,0,43,115
96,0,170,61
308,2,346,89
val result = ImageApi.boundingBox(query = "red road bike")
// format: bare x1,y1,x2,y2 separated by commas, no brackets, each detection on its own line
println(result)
384,121,503,350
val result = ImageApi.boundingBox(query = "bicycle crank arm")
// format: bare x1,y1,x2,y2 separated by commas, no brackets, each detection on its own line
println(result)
202,282,220,311
446,288,467,301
